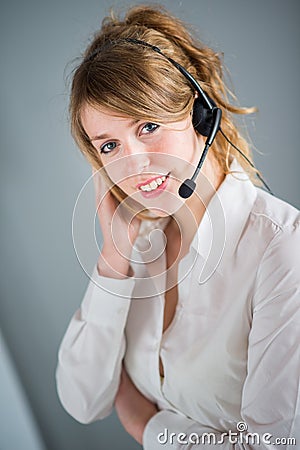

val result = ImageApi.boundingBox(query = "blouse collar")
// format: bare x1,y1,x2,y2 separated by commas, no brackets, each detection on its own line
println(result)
190,159,257,280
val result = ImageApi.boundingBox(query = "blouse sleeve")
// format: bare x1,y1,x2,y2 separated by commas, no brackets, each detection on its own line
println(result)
143,223,300,449
56,265,135,424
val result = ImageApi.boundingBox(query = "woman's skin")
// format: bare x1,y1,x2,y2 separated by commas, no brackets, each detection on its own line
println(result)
83,104,225,443
84,105,224,277
115,365,159,444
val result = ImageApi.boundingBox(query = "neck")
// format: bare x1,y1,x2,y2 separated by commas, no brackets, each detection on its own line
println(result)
171,151,225,250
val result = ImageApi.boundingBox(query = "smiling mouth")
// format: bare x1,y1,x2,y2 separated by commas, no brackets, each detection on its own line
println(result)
137,172,170,192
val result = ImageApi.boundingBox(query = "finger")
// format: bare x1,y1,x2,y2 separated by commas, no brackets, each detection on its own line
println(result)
92,167,107,198
92,168,116,218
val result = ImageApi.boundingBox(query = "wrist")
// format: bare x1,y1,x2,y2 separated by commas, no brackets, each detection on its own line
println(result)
134,411,158,445
98,251,133,279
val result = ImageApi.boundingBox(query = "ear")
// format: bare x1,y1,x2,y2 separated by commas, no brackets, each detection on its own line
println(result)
192,96,216,137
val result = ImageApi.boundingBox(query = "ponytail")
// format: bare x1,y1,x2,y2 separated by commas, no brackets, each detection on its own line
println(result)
71,4,260,198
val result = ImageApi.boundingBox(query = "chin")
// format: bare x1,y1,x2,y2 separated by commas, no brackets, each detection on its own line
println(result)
145,208,171,218
129,185,184,218
146,200,183,218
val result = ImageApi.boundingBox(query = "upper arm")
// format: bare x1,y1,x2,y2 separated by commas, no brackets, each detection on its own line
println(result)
241,223,300,441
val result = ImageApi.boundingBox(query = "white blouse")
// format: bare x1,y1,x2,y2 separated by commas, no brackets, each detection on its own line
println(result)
56,160,300,449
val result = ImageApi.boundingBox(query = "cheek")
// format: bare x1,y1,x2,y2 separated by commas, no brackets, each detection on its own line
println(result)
167,131,200,174
100,129,199,191
101,157,130,187
105,164,137,196
118,180,133,196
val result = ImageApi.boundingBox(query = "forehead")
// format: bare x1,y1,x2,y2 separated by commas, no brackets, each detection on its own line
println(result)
81,104,136,137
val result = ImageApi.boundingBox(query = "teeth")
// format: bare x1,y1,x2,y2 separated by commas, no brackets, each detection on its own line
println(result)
150,180,158,189
139,175,167,192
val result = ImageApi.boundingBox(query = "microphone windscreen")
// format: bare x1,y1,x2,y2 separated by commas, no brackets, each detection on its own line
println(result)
178,179,196,198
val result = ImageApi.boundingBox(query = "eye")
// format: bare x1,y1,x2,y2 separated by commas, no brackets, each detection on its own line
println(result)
141,122,160,134
100,141,118,154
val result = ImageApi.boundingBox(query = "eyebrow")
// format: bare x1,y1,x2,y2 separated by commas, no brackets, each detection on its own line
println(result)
90,133,111,142
89,119,140,142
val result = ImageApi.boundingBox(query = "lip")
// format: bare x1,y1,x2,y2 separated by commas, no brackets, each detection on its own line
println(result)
136,173,169,189
138,173,170,198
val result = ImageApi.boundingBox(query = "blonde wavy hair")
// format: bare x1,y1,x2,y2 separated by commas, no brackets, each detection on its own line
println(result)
70,5,258,220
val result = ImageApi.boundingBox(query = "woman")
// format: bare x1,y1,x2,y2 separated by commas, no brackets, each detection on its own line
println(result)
56,5,300,448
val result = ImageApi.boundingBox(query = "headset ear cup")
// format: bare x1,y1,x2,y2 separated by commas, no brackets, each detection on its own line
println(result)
192,97,214,136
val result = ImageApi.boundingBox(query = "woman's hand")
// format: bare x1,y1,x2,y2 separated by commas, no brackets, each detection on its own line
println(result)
115,365,159,444
92,168,141,278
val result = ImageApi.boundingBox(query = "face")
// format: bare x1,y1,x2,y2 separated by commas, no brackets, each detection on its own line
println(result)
81,104,204,217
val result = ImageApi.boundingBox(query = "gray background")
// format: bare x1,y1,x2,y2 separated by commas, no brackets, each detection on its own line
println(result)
0,1,299,449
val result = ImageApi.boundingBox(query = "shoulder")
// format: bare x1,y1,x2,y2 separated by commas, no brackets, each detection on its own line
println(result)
250,189,300,265
249,189,300,308
251,188,300,233
251,188,300,259
232,186,300,271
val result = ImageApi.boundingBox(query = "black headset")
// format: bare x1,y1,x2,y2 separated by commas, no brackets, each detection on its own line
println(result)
88,38,272,197
124,38,223,198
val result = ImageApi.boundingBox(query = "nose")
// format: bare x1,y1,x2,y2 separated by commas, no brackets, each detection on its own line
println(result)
136,154,151,174
124,141,151,174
